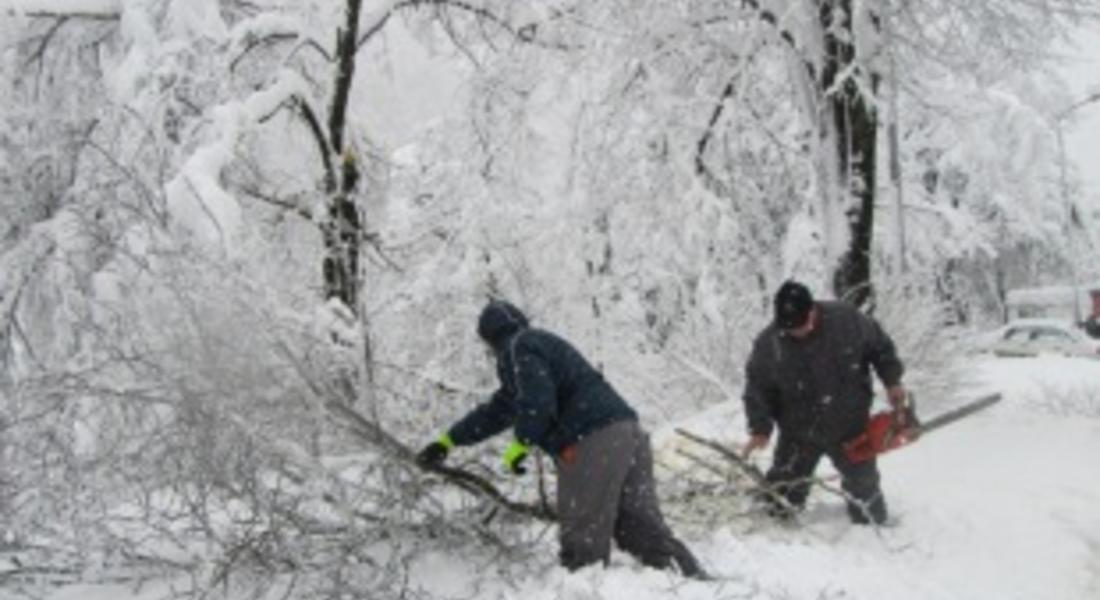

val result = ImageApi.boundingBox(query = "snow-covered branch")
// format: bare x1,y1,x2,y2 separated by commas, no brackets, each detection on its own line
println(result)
356,0,563,51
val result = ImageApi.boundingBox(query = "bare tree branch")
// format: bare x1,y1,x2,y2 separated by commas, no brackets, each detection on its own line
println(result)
356,0,569,52
230,32,297,72
694,2,818,188
228,25,337,74
21,16,69,69
325,399,556,522
293,95,336,192
238,185,314,221
695,76,738,181
740,0,817,80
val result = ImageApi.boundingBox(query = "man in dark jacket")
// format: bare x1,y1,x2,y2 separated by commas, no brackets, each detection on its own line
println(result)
740,281,909,525
416,299,704,577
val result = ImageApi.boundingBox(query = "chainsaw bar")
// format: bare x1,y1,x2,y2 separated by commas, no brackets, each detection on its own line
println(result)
916,392,1003,435
844,392,1003,463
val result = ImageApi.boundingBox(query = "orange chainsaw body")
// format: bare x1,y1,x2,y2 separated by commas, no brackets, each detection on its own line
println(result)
843,412,918,463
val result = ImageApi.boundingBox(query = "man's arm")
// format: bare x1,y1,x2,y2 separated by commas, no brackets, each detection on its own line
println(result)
742,342,777,456
447,388,517,447
860,314,908,412
510,342,558,449
862,315,904,390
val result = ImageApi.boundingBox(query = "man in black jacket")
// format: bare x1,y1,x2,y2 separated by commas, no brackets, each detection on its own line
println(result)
741,281,909,524
416,299,704,577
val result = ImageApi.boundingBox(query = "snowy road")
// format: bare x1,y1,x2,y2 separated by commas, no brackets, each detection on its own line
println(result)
500,355,1100,600
692,369,1100,600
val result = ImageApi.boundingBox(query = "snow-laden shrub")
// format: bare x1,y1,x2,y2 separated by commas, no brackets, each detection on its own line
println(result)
0,240,532,599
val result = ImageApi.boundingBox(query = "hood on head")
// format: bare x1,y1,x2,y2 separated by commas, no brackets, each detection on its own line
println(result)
478,300,529,348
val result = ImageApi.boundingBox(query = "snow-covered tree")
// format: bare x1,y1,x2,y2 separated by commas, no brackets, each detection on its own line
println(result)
1,0,1097,597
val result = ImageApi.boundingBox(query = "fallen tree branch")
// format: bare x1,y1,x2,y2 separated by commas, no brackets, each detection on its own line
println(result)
675,428,886,528
325,400,556,523
269,338,556,523
673,448,732,480
674,428,766,482
674,428,798,517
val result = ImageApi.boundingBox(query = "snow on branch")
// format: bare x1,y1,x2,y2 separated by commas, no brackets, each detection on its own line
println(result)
694,1,821,191
228,13,332,71
739,0,817,80
294,94,337,192
356,0,565,51
164,70,312,253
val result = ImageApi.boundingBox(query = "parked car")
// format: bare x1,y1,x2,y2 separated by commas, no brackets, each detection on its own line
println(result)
976,319,1100,359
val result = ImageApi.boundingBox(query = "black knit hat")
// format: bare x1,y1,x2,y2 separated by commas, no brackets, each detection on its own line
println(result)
774,280,814,329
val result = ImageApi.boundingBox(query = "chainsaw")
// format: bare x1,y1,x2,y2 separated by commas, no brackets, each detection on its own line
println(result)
843,393,1003,463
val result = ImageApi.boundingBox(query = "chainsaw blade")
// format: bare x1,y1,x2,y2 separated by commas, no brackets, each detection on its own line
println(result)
844,392,1003,463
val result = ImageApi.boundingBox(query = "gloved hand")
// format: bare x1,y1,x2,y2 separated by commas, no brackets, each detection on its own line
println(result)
416,434,454,469
502,440,529,475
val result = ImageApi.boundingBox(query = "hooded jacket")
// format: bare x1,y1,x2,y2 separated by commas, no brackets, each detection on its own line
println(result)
448,301,637,454
742,300,904,446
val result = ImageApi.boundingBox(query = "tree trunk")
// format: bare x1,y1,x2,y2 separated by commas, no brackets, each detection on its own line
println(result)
819,0,879,307
323,0,364,312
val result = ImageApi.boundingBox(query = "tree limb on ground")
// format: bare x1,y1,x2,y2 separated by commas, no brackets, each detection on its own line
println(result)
674,428,798,517
325,399,557,523
675,428,887,528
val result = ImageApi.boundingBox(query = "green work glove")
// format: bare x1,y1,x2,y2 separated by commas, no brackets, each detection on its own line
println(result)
501,440,529,475
416,433,454,469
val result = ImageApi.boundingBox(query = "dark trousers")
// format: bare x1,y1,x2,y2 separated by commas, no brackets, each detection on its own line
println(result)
764,436,888,524
556,420,703,576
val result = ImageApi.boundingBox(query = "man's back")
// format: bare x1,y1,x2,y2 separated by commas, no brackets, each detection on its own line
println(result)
501,328,637,453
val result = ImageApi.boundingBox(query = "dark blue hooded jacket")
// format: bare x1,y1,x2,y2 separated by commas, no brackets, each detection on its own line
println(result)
447,301,637,455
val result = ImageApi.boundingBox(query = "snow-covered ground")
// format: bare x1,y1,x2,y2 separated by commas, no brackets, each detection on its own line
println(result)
43,356,1100,600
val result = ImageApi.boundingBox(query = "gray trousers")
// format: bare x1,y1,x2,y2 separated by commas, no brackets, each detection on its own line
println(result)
556,420,702,576
765,436,888,524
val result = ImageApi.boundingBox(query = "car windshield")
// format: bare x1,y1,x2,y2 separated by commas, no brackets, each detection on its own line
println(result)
1031,328,1074,342
1000,323,1088,343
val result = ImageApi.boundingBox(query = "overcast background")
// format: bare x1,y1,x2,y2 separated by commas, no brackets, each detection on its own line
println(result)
1064,27,1100,215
